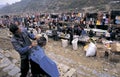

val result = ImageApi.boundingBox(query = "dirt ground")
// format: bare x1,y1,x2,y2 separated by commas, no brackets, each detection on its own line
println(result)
0,28,120,77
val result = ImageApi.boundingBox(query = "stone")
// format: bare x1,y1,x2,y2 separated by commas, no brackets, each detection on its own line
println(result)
3,64,15,72
109,53,120,62
60,72,64,77
0,49,4,53
4,53,10,57
4,50,10,53
116,63,120,67
8,66,20,76
12,59,18,64
7,34,13,38
15,73,21,77
11,50,20,60
103,68,108,72
0,58,12,68
0,53,4,59
58,63,70,73
64,68,76,77
96,50,105,58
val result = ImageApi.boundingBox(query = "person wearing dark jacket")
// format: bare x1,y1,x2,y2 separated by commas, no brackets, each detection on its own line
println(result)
89,30,94,37
69,30,74,45
69,25,74,45
110,30,116,41
52,26,58,41
9,24,39,77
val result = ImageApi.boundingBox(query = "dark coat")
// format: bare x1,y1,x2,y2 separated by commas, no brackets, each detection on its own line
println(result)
11,29,35,59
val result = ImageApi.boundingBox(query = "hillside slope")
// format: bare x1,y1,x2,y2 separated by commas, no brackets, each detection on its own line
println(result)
0,0,120,14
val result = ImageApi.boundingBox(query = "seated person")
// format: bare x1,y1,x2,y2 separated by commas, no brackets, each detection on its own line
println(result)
30,37,60,77
88,30,94,37
81,28,87,36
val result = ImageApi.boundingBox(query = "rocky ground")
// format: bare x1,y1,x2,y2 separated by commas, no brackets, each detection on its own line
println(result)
0,28,120,77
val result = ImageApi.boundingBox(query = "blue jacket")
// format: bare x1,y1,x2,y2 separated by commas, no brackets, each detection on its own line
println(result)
11,28,35,59
30,46,60,77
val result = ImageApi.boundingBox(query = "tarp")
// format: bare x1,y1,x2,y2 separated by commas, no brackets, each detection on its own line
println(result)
30,47,60,77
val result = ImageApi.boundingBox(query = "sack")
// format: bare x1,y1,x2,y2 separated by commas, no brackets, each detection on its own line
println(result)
111,42,120,52
61,39,68,48
86,42,97,57
72,38,78,50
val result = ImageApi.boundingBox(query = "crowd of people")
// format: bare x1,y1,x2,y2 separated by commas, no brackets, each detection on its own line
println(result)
0,11,120,77
0,12,119,41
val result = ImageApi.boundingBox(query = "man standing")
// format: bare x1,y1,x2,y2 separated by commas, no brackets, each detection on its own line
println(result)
52,26,58,41
9,24,38,77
